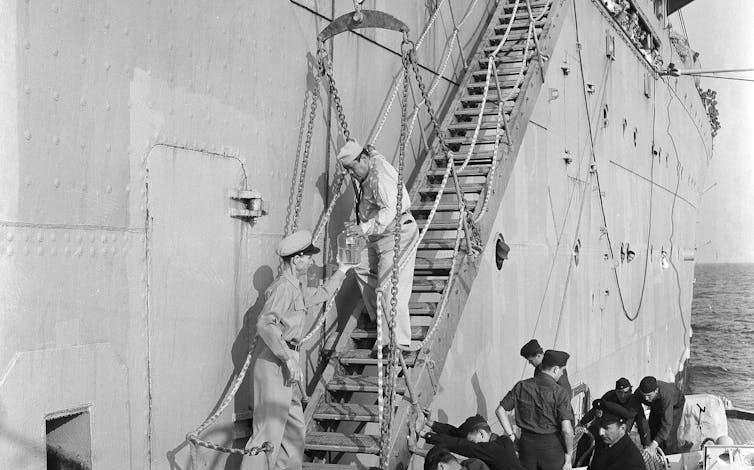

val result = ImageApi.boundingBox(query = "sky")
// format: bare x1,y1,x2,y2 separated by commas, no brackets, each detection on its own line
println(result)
681,0,754,263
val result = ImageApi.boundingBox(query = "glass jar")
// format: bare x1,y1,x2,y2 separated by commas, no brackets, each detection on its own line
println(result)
337,229,365,266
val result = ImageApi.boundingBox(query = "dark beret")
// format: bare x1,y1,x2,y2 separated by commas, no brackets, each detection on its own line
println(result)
639,376,658,393
458,414,488,437
594,400,633,426
542,349,570,368
615,377,632,390
520,339,543,358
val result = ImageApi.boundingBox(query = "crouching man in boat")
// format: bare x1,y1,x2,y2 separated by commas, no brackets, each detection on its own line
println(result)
635,376,687,455
587,400,645,470
578,378,652,449
241,230,351,470
337,140,419,353
423,445,491,470
423,414,524,470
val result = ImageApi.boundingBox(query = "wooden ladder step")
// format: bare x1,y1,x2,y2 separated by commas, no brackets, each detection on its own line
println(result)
472,63,528,78
477,52,530,66
414,257,454,271
453,105,516,117
497,9,548,23
466,76,520,88
427,166,490,177
303,463,368,470
352,326,429,340
313,403,379,422
412,201,478,212
421,182,485,194
447,120,511,132
492,18,546,32
433,151,500,164
413,277,448,293
410,301,439,315
482,43,536,55
444,134,510,146
418,238,460,250
339,348,418,366
502,0,550,10
327,375,406,394
305,432,381,454
487,28,544,44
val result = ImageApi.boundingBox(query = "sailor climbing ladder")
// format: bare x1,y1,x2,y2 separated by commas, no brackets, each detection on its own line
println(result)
184,0,563,468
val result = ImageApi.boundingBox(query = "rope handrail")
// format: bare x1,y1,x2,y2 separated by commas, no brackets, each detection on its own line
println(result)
371,0,482,146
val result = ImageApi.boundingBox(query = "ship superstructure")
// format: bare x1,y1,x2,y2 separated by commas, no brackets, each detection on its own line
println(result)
0,0,711,469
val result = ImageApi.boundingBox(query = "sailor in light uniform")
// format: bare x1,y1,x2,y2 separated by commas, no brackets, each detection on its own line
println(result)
337,140,419,351
241,230,350,470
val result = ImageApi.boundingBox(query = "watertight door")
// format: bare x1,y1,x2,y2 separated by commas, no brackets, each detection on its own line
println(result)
146,146,246,469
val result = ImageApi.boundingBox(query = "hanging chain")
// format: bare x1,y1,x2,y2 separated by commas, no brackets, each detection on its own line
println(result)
318,47,351,141
290,57,324,233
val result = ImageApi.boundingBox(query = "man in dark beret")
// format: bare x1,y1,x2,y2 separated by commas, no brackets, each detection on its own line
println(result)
587,400,645,470
497,350,575,470
423,445,491,470
520,339,572,400
635,376,686,454
578,378,651,448
423,414,524,470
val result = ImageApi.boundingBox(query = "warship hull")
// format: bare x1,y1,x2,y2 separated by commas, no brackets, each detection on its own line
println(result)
0,0,710,468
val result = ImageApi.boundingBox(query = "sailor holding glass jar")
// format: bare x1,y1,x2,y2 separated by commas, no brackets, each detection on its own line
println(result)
337,140,418,352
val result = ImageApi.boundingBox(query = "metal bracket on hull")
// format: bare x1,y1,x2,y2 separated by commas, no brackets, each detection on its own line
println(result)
317,10,408,45
228,189,265,220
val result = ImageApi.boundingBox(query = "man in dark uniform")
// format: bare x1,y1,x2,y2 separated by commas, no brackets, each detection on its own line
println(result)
520,339,572,400
587,400,645,470
424,414,524,470
636,376,686,454
578,378,651,447
497,350,575,470
423,445,490,470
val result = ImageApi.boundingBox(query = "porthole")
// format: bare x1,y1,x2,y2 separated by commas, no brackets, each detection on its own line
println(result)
495,233,510,270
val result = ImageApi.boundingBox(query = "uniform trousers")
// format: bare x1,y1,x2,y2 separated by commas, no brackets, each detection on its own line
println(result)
241,344,305,470
353,213,418,347
518,432,565,470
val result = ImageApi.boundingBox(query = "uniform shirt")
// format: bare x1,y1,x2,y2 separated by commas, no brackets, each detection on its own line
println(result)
579,390,651,446
534,365,572,400
500,374,575,434
256,269,345,362
357,152,411,237
427,422,524,470
588,433,645,470
635,381,685,446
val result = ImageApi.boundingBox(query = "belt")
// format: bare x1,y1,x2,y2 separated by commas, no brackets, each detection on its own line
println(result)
286,340,301,351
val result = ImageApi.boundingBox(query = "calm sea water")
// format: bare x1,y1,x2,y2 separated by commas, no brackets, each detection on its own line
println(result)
689,263,754,410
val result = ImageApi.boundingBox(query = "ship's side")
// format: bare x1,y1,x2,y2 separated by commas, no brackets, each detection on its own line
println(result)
431,0,711,422
0,0,712,469
0,1,491,468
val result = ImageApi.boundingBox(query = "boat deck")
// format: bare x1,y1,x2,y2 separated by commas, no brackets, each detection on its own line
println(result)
727,409,754,445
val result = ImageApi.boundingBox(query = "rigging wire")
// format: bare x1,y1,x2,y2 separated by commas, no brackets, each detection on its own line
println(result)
684,74,754,83
572,0,655,323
